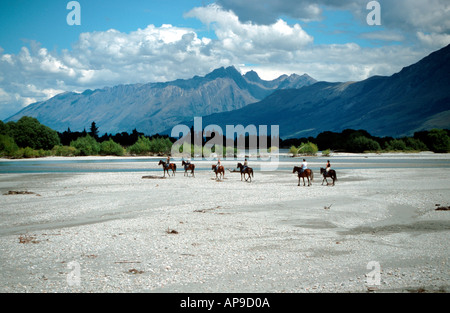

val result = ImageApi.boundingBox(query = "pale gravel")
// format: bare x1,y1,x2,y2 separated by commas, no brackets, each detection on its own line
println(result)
0,157,449,293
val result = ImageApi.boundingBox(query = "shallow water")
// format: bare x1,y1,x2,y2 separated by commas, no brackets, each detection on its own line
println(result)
0,153,449,173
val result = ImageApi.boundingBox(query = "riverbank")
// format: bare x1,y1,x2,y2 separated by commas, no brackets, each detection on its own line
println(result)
0,157,449,293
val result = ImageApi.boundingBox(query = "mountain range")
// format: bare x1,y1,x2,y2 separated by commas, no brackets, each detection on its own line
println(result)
5,44,450,139
5,66,316,136
181,44,450,138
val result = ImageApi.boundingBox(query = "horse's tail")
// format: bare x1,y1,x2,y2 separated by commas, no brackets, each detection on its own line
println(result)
251,169,254,178
334,171,337,181
311,170,314,182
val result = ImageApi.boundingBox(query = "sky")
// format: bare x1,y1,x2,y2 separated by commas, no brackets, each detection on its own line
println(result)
0,0,449,119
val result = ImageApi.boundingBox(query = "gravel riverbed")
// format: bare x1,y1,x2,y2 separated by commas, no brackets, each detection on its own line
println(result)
0,157,449,293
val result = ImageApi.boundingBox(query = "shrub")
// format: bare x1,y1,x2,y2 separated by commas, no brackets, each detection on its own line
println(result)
127,136,152,155
403,138,427,151
427,129,450,153
322,149,331,157
0,134,19,157
289,145,299,156
70,135,101,156
385,139,407,151
347,136,381,153
100,139,124,156
22,147,39,158
298,142,318,156
52,145,78,157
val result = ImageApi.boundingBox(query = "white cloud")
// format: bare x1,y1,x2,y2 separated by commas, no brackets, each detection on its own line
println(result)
417,32,450,49
185,4,314,54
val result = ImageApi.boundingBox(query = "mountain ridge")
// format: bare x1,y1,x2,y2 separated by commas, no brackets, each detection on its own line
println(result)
179,44,450,138
5,66,317,135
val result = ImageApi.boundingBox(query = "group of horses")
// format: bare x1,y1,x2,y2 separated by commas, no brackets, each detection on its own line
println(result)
158,160,336,186
292,167,337,186
158,160,254,182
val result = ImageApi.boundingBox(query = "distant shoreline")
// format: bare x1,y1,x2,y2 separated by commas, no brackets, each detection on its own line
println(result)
1,150,448,162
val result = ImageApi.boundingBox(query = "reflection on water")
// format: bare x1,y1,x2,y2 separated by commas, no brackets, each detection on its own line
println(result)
0,153,449,173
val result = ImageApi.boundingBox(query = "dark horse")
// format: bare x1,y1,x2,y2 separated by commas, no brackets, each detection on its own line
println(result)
320,168,337,186
293,166,314,187
182,161,195,177
212,164,225,180
237,163,254,182
158,160,176,177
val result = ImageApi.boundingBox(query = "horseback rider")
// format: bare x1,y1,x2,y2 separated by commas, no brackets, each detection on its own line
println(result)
243,158,248,172
166,156,171,169
216,158,221,172
325,160,331,174
300,159,308,174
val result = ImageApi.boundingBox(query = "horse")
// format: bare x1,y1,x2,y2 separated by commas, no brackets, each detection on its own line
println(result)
237,163,254,182
211,164,225,180
293,166,314,187
182,161,195,177
320,167,337,186
158,160,176,177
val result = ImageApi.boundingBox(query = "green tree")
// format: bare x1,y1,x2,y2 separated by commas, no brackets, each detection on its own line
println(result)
347,136,381,153
89,122,99,139
385,139,407,151
427,129,450,153
100,139,124,156
7,116,60,150
403,137,427,151
0,134,19,157
128,136,152,155
70,134,101,156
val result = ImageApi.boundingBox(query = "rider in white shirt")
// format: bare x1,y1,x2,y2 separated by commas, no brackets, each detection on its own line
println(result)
301,159,308,173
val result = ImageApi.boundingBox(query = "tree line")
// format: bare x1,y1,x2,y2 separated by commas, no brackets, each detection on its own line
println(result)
282,129,450,155
0,117,173,158
0,117,449,159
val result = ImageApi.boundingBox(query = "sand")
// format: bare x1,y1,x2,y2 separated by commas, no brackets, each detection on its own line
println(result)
0,155,449,293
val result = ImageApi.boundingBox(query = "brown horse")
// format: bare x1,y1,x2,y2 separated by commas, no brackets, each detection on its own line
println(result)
237,163,254,182
158,160,176,177
320,168,337,186
212,164,225,180
293,166,314,187
182,161,195,177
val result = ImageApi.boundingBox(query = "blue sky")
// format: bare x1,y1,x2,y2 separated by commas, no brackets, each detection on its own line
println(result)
0,0,449,119
0,0,208,53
